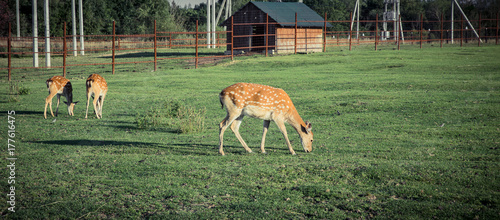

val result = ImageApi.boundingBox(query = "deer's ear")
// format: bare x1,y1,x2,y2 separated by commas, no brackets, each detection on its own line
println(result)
302,121,312,134
306,121,312,131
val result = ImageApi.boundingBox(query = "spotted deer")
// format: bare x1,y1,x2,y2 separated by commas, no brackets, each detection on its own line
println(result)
44,76,78,119
85,74,108,119
218,83,313,156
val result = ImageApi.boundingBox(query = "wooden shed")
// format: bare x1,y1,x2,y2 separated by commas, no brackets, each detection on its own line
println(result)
221,2,332,54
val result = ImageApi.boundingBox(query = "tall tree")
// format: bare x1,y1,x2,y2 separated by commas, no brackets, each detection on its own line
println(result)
0,0,12,36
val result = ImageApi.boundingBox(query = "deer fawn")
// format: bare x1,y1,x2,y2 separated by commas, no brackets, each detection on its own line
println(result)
44,76,78,119
85,74,108,119
218,83,313,156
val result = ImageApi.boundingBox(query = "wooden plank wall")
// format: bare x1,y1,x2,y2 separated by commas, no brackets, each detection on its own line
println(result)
276,28,323,54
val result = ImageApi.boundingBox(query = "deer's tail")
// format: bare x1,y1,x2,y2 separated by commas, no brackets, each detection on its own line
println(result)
86,78,93,88
219,92,224,109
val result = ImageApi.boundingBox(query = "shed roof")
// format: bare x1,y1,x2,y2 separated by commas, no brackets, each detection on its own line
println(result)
221,2,332,28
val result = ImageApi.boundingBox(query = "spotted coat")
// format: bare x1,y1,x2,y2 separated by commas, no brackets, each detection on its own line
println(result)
218,83,313,156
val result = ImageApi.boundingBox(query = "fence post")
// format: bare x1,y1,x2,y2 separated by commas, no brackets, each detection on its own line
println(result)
169,33,172,48
440,14,444,48
420,14,423,49
324,12,327,53
398,15,401,50
375,14,378,51
478,13,481,47
295,13,297,54
231,16,234,61
266,13,268,57
8,23,12,81
154,20,157,72
460,14,463,47
495,12,498,44
195,20,198,69
63,22,67,77
349,12,352,51
112,21,115,75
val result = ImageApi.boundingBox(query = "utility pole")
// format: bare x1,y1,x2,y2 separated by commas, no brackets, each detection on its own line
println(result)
451,0,454,43
225,0,230,24
382,0,402,42
452,0,481,43
356,0,360,40
350,0,360,40
79,0,84,55
212,0,216,48
71,0,77,56
16,0,20,38
44,0,50,67
216,0,227,30
207,0,211,48
33,0,38,67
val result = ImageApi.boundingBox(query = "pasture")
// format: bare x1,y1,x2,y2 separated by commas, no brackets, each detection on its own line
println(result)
1,45,499,219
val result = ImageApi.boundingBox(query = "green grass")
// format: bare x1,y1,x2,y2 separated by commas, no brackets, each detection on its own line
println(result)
1,45,499,219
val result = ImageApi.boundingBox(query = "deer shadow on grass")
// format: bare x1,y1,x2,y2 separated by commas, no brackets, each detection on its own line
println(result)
31,138,282,156
105,123,183,134
99,120,181,134
31,139,219,156
32,139,155,147
11,111,44,115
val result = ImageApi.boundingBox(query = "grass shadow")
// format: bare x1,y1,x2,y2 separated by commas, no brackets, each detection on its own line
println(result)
105,123,182,134
31,139,219,156
32,139,155,147
14,111,43,114
99,51,225,59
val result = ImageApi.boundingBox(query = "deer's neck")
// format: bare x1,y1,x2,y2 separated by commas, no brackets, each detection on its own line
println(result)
285,107,306,134
65,92,73,104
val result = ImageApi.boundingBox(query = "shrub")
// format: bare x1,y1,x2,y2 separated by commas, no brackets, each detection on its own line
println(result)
176,105,206,133
135,99,205,133
8,82,30,102
18,87,30,95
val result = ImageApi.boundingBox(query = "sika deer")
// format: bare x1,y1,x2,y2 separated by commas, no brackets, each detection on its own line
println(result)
85,74,108,119
218,83,313,155
44,76,78,119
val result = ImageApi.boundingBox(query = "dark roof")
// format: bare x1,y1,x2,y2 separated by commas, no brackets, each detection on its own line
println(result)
222,2,332,28
253,2,329,27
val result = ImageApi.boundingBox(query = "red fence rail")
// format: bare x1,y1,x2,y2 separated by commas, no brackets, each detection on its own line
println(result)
1,13,499,81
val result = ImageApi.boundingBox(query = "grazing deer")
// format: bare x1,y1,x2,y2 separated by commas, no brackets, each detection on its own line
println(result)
218,83,313,156
44,76,78,119
85,74,108,119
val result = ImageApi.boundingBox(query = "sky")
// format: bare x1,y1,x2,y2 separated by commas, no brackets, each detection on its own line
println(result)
169,0,207,8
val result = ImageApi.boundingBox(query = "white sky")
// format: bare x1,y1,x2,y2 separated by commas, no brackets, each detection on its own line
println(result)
169,0,207,8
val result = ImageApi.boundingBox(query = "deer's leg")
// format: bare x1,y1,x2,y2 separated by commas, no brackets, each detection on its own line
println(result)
219,115,230,156
55,94,61,117
44,101,49,119
95,96,101,116
219,111,241,156
85,92,91,119
231,115,253,153
44,94,55,119
92,95,100,119
64,96,73,116
260,120,271,154
98,94,105,118
275,120,296,155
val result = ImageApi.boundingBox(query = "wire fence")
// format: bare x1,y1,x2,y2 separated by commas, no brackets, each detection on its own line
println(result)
1,13,499,81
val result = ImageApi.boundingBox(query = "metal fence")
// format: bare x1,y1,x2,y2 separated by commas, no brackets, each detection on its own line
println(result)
1,13,499,81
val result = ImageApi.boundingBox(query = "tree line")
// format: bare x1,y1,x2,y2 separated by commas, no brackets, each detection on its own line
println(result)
1,0,498,37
